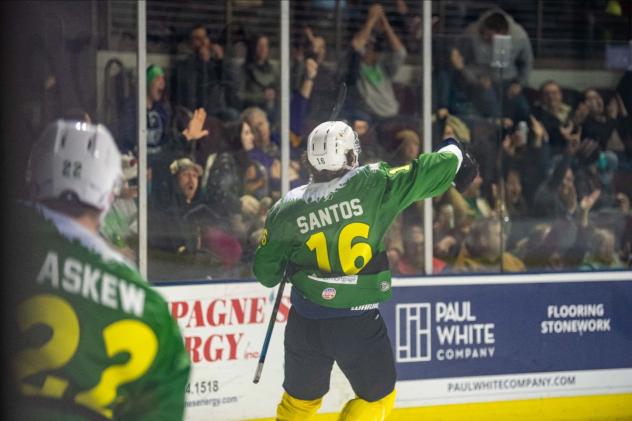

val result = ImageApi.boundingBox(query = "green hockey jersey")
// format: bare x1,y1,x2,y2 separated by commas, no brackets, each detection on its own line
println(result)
11,203,190,421
254,149,459,308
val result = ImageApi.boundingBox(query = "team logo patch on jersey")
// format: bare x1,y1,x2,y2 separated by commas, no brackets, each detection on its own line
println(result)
380,281,390,292
322,287,337,300
259,228,268,246
388,164,411,175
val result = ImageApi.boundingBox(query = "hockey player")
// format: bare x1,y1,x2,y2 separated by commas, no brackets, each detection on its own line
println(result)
9,120,190,420
254,120,477,420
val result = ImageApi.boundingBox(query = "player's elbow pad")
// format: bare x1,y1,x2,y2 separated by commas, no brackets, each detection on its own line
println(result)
437,137,479,193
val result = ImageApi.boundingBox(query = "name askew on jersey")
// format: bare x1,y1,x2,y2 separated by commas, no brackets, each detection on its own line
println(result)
36,250,146,317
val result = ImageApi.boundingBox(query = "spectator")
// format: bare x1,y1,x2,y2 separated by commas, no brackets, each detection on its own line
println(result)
394,224,447,275
152,107,210,209
120,64,212,207
453,217,526,273
533,156,578,220
290,56,320,154
215,119,254,183
520,220,581,271
433,202,462,263
345,3,407,120
193,113,229,170
293,26,338,122
461,8,533,123
244,159,272,201
494,168,533,251
390,0,424,54
502,168,529,218
389,129,420,166
435,45,482,121
150,157,206,255
441,114,472,144
223,119,273,205
513,222,547,262
384,214,404,269
581,228,624,270
149,157,242,273
347,112,385,164
100,152,139,261
240,69,317,199
574,149,620,211
172,24,238,121
532,138,600,220
532,80,574,154
448,173,493,221
500,115,551,204
241,106,282,195
238,33,279,119
203,149,267,249
573,89,631,151
222,120,272,235
121,64,171,155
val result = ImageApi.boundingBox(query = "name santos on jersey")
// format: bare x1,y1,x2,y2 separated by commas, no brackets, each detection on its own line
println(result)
296,198,364,234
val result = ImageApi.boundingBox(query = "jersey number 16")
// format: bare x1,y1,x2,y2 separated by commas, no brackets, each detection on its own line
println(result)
306,222,372,275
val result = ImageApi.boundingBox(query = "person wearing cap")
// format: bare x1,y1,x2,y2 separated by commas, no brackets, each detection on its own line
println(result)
148,157,243,277
149,157,205,256
121,63,211,210
120,64,171,155
170,157,204,205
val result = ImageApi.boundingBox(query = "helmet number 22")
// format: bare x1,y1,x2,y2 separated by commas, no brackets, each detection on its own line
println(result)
62,160,82,179
306,222,372,275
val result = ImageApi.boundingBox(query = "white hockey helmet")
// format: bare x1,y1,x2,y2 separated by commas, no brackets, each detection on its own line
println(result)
27,119,123,213
307,121,360,172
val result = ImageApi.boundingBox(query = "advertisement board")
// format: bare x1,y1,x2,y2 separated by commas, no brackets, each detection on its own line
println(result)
385,273,632,407
157,272,632,420
157,282,354,420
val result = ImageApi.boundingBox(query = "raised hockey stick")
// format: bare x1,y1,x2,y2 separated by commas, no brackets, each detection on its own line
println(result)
252,83,348,384
328,82,347,121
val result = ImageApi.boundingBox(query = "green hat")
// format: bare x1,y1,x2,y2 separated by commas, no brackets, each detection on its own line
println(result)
147,64,164,86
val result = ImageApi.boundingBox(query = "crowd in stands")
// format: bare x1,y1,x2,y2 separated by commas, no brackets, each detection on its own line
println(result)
36,2,632,279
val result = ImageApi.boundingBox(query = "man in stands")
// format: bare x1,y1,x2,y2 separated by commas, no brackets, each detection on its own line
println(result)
461,8,533,123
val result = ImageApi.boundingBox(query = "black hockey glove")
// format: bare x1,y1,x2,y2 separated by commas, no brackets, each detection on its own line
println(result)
436,137,479,193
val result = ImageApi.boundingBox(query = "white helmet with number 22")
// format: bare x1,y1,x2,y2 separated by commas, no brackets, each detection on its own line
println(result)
307,121,360,172
27,119,123,213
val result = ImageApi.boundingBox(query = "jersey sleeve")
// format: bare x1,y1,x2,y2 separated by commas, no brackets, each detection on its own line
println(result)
253,207,290,287
381,150,459,216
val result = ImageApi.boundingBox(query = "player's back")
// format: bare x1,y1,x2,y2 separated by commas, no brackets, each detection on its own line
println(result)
10,203,190,421
255,146,460,310
277,164,395,275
